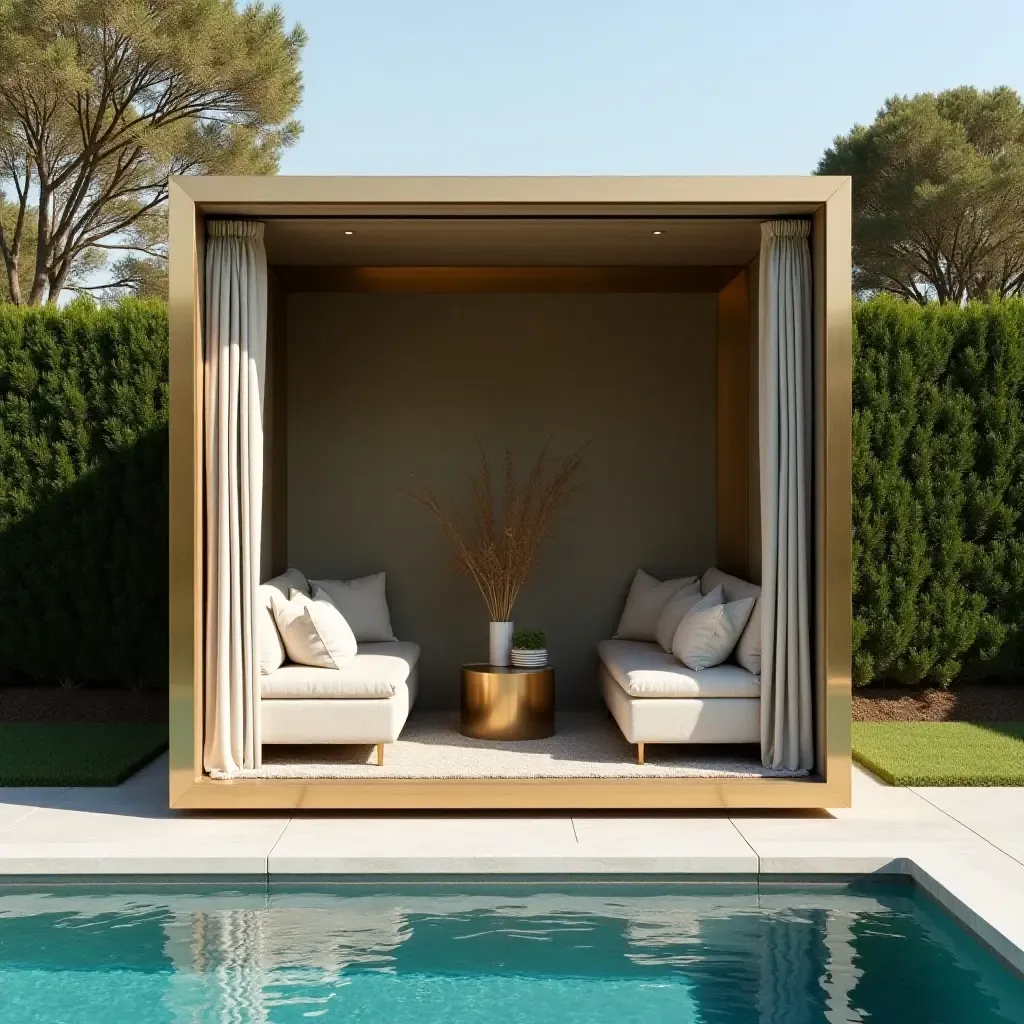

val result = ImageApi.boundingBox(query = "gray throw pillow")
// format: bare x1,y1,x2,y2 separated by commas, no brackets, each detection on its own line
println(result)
311,572,396,643
701,567,762,675
614,569,700,643
672,586,755,671
653,582,702,652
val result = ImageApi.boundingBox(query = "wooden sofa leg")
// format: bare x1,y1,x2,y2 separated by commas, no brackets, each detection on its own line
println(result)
637,742,645,766
377,743,385,767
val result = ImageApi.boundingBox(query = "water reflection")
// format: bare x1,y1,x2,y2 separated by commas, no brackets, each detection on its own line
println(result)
0,884,1020,1023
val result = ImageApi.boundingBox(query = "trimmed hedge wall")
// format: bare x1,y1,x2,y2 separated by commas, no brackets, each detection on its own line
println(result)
2,294,1024,690
854,295,1024,686
0,300,168,689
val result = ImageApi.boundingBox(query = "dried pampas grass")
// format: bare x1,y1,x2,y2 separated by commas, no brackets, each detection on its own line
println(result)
407,443,588,621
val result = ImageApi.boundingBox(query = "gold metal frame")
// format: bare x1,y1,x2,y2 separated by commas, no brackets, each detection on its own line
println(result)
169,176,852,810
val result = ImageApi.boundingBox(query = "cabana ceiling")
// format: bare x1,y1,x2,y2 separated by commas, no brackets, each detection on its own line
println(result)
260,217,763,267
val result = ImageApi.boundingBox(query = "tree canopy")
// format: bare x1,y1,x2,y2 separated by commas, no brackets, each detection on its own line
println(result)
0,0,305,304
817,87,1024,304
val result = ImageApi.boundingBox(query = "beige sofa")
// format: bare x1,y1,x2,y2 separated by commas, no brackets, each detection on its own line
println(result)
258,569,417,766
600,567,761,764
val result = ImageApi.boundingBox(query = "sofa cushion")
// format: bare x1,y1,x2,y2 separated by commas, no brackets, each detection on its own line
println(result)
654,584,703,653
312,572,396,643
597,639,760,699
262,641,421,699
601,668,760,744
672,587,755,671
702,567,762,675
258,568,310,675
614,569,699,642
271,589,357,670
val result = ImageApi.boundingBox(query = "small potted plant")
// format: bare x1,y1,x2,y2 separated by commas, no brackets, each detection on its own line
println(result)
511,629,548,668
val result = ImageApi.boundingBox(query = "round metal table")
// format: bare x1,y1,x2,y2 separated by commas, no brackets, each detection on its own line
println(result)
460,663,555,740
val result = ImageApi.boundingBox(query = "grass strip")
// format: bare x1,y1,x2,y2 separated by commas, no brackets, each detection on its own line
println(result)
852,721,1024,786
0,723,168,786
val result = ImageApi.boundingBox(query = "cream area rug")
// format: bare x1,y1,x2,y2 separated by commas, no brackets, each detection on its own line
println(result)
219,713,804,780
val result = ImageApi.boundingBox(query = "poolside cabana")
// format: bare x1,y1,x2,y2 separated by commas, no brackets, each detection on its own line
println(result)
168,176,851,809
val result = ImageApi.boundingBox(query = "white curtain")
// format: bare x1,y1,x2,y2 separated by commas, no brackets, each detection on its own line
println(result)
203,221,267,774
821,910,860,1023
759,219,814,772
200,910,270,1024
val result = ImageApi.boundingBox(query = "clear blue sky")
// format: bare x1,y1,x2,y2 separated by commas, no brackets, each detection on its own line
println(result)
276,0,1024,176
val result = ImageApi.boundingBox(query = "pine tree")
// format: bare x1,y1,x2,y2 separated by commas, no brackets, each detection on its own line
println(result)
853,296,1024,685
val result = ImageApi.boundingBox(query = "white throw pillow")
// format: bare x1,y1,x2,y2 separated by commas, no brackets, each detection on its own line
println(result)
672,586,756,672
257,568,310,675
270,589,357,669
701,568,762,675
311,572,396,642
614,569,700,642
653,582,702,653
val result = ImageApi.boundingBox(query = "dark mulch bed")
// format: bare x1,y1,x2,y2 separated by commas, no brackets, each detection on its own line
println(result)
0,687,167,724
853,682,1024,723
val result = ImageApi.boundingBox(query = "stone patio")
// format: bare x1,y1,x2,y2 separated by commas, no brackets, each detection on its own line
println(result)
0,757,1022,971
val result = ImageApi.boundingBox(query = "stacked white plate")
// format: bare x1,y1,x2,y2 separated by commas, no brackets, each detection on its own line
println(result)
511,648,548,668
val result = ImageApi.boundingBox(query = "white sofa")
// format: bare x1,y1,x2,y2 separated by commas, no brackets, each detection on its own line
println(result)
600,567,761,764
261,641,420,764
258,569,417,766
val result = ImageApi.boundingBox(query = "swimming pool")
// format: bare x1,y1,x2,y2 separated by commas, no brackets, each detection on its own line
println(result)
0,881,1020,1023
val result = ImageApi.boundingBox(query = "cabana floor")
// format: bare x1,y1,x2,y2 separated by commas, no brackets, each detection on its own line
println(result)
212,713,805,780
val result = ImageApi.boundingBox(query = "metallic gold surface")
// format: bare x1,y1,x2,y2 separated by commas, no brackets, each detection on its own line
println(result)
461,665,555,740
167,174,853,810
170,775,846,810
167,182,202,807
821,181,854,805
173,173,842,211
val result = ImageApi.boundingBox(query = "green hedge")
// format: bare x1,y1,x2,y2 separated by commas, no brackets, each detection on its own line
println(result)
3,294,1024,690
853,295,1024,686
0,299,168,689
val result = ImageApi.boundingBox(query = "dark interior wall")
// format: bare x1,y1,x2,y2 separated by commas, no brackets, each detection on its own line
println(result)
748,256,762,583
285,291,717,710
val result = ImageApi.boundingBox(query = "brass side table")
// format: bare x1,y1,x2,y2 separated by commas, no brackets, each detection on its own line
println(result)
460,664,555,740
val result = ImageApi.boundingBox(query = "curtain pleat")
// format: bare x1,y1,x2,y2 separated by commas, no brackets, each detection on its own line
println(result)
204,220,267,774
759,219,814,772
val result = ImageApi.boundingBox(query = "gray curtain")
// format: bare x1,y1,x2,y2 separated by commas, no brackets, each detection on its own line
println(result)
198,910,269,1024
203,221,268,774
755,912,829,1024
759,219,814,772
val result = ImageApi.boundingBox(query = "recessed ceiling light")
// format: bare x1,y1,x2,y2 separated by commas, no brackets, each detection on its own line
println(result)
652,230,663,236
345,230,354,235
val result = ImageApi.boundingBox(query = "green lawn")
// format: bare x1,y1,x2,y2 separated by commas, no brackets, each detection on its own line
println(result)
852,721,1024,786
0,724,168,786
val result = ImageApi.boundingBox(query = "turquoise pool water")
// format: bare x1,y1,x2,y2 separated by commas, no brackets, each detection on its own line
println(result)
0,882,1020,1023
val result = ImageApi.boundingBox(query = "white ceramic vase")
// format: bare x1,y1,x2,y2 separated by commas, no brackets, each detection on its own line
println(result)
489,621,514,667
